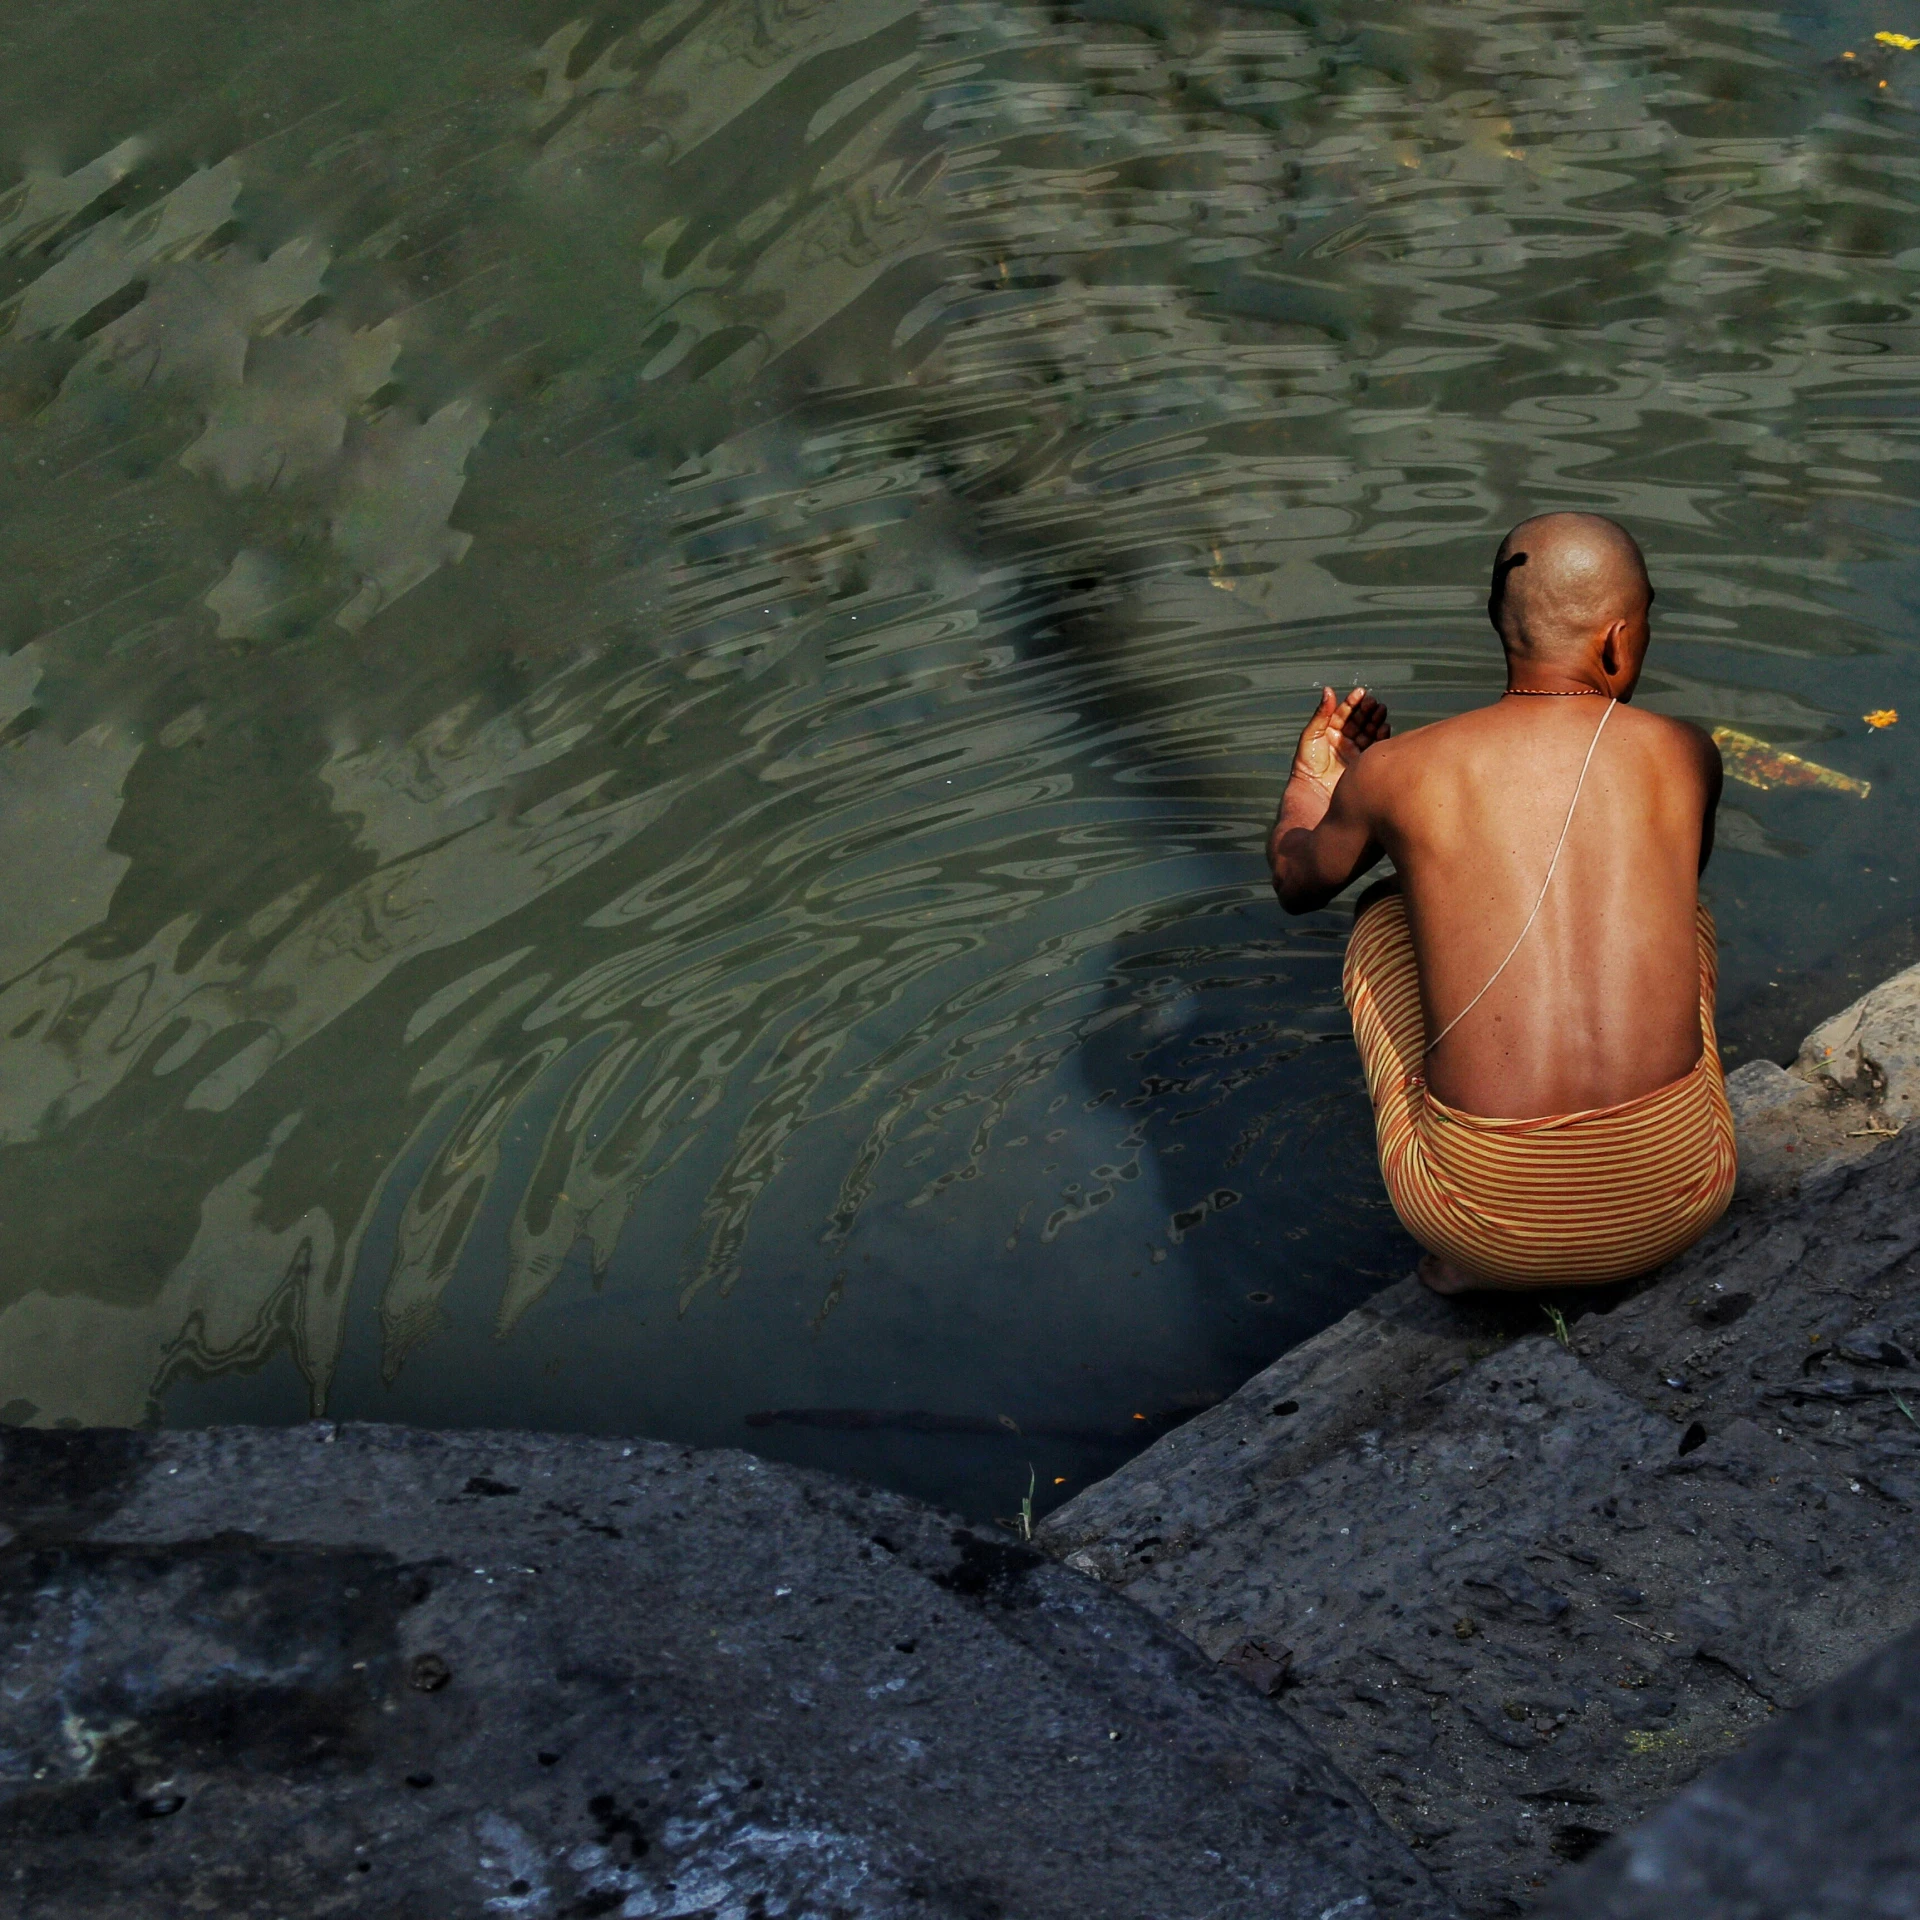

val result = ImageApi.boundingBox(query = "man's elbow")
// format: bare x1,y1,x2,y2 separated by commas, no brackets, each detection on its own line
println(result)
1271,870,1329,916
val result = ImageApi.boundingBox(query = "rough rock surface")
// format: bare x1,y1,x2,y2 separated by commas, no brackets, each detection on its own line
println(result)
1040,1106,1920,1914
1724,955,1919,1199
1545,1619,1920,1919
0,1422,1449,1920
1797,956,1920,1124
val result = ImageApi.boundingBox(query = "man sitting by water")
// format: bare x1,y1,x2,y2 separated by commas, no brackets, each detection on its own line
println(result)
1268,512,1734,1293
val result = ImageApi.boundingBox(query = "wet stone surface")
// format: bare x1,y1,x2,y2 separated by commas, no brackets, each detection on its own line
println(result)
0,1423,1449,1920
1039,1125,1920,1916
1543,1619,1920,1920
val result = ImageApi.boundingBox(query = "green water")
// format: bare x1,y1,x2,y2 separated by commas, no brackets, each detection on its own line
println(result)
2,0,1917,1518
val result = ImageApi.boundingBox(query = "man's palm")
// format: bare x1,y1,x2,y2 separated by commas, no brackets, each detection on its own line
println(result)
1295,685,1391,789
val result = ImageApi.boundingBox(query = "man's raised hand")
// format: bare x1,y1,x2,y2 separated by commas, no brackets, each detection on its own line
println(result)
1269,684,1391,908
1291,685,1391,795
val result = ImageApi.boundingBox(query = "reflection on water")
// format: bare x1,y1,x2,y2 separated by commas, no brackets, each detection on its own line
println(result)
2,0,1918,1515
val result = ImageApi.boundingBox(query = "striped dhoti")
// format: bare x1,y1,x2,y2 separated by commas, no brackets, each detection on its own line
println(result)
1342,895,1737,1287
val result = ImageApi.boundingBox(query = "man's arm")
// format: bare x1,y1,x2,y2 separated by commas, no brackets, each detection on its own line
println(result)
1663,718,1723,873
1267,686,1391,915
1697,727,1723,874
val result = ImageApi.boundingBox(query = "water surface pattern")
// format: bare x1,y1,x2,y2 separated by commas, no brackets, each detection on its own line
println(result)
2,0,1917,1513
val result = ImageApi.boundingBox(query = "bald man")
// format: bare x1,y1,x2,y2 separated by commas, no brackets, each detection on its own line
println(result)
1268,513,1734,1293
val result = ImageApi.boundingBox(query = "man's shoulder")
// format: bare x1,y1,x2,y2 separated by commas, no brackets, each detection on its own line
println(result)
1364,701,1716,784
1616,704,1719,769
1339,710,1474,818
1367,705,1496,768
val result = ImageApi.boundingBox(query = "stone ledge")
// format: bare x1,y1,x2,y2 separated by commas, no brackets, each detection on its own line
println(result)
1038,980,1920,1916
0,1421,1450,1920
1544,1618,1920,1919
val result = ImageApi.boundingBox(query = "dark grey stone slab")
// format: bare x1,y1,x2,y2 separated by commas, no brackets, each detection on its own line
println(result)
0,1422,1451,1920
1038,1126,1920,1916
1037,1274,1518,1591
1543,1619,1920,1919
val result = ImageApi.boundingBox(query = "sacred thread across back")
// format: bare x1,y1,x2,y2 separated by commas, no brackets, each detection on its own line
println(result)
1423,699,1618,1059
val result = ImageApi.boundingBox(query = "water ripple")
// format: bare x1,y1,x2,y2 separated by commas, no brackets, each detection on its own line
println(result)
0,0,1917,1512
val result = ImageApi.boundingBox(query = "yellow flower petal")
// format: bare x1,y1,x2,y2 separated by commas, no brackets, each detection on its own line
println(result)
1865,708,1899,729
1876,29,1920,49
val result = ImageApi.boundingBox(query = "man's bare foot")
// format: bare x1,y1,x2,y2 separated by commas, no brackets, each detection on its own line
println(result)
1418,1252,1503,1295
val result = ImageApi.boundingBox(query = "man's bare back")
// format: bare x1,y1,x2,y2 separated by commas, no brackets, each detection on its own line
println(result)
1267,513,1731,1292
1339,698,1718,1116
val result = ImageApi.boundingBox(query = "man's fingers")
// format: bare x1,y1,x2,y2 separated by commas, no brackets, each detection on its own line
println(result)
1331,688,1386,735
1304,684,1389,770
1327,688,1391,755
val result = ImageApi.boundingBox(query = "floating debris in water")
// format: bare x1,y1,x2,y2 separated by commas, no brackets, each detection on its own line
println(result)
1876,30,1920,50
1711,728,1871,798
1865,708,1899,729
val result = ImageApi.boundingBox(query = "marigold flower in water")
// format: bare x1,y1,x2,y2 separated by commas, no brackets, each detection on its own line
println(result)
1876,30,1920,49
1866,709,1899,729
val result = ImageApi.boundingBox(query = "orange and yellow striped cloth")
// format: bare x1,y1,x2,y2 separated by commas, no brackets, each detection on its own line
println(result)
1342,895,1736,1287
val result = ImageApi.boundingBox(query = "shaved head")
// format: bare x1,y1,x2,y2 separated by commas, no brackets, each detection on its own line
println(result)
1489,513,1650,663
